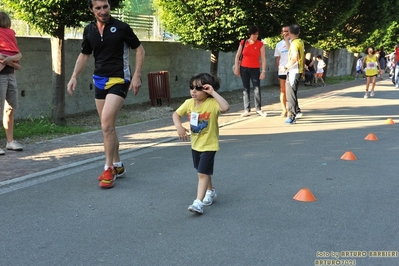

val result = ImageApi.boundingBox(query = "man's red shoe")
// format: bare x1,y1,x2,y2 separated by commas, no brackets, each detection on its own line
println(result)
99,167,116,188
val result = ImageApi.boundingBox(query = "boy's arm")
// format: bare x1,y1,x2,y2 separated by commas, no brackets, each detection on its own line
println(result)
213,91,230,113
172,111,189,141
202,85,230,113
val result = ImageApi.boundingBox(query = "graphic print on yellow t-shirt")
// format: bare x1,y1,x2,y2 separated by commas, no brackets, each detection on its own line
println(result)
189,112,211,134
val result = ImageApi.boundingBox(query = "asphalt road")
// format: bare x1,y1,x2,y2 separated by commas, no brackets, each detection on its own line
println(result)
0,78,398,266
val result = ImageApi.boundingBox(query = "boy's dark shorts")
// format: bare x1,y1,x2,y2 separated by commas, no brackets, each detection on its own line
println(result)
192,150,216,175
95,83,130,99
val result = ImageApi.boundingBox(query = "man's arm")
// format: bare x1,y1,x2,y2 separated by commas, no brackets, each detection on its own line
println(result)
67,53,91,96
275,55,280,68
260,45,266,80
130,44,145,95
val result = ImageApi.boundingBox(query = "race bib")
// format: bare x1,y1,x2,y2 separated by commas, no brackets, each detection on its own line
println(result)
190,112,199,127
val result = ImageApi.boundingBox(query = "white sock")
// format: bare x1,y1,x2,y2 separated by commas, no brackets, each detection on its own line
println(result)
113,161,122,167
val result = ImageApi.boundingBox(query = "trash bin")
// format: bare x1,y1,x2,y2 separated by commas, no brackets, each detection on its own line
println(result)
147,71,171,106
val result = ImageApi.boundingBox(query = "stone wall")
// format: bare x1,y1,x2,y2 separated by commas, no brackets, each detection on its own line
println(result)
13,37,356,119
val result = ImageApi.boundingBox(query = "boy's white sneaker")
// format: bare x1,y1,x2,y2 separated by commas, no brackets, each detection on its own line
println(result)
188,199,203,214
203,188,217,206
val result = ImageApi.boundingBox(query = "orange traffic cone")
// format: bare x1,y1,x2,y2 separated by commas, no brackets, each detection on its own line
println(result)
385,118,395,124
364,133,378,141
293,188,316,202
341,151,357,160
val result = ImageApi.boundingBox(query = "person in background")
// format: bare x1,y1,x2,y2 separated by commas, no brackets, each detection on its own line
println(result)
304,52,316,85
315,55,326,86
67,0,145,188
362,46,381,98
393,44,399,88
355,55,364,79
274,25,290,117
281,24,304,124
172,73,230,214
378,46,386,79
0,11,24,155
234,25,267,117
0,12,21,72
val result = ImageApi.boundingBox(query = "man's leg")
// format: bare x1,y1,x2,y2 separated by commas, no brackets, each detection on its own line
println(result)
285,72,298,120
95,94,124,168
285,73,296,119
279,77,287,116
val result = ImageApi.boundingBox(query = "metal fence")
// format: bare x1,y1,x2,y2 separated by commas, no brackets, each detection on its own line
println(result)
11,12,177,41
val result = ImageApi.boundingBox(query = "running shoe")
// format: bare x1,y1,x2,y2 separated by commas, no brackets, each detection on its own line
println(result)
203,188,217,206
99,167,116,188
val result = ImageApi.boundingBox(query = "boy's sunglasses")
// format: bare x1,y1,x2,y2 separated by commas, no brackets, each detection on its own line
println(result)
189,85,204,91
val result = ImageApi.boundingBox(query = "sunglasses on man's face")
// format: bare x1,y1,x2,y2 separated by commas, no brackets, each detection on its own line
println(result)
189,85,204,91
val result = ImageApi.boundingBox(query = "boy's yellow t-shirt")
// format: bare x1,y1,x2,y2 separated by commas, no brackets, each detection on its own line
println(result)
176,97,220,152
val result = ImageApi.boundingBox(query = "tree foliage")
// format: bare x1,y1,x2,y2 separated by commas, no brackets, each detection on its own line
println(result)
121,0,154,15
3,0,122,37
155,0,248,53
2,0,123,124
347,0,399,53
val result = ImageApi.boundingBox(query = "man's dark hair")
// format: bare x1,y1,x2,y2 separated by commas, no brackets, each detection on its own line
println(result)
87,0,94,9
289,24,300,35
248,25,259,36
88,0,107,9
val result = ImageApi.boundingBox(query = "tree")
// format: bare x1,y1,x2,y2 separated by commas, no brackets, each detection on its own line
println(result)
342,0,399,53
155,0,248,76
155,0,322,76
121,0,154,15
3,0,122,125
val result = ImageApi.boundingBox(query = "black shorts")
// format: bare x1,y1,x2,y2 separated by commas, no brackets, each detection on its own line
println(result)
95,83,130,100
278,75,287,80
192,150,216,175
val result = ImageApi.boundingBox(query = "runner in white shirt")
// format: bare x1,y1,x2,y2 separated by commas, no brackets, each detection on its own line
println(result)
274,26,290,117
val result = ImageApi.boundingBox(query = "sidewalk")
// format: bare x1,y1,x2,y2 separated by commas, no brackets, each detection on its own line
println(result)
0,79,371,183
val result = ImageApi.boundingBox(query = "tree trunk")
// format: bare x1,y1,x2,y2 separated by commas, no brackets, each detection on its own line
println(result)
210,50,219,76
50,26,66,126
323,50,329,80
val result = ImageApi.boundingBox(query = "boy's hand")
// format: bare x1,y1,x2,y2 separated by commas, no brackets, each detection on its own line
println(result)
176,126,190,141
201,84,214,95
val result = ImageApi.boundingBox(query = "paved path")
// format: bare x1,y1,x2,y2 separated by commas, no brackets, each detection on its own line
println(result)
0,78,398,266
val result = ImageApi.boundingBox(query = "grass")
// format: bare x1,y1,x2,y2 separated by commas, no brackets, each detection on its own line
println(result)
326,75,354,85
0,117,89,140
